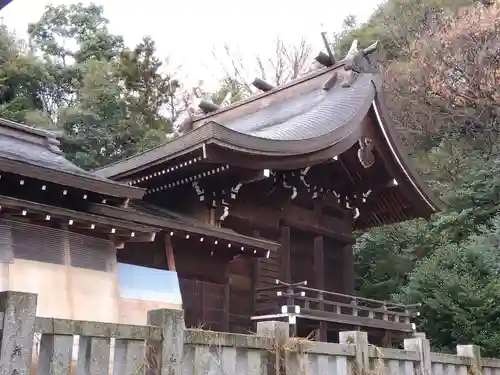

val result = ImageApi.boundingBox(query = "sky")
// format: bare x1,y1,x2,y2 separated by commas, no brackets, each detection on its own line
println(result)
1,0,383,89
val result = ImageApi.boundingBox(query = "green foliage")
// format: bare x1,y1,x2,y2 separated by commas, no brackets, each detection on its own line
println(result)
355,135,500,353
59,59,126,168
0,3,189,169
0,27,52,124
333,0,475,60
354,219,434,300
211,76,249,105
348,3,500,348
398,216,500,356
118,36,179,132
27,3,124,63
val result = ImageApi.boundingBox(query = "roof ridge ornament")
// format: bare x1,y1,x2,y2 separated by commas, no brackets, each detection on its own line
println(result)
357,136,375,168
44,135,63,155
252,78,275,92
341,40,379,88
322,71,338,91
320,31,336,66
219,92,232,108
199,99,220,114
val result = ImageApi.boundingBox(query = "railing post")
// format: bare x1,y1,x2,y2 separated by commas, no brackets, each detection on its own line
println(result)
340,331,369,375
147,309,185,375
317,291,324,311
257,321,289,375
351,299,358,316
382,303,389,321
457,344,482,374
404,308,411,324
404,333,431,375
0,291,37,375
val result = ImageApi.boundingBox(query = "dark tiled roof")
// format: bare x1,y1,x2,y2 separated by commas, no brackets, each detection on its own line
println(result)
0,0,13,10
0,118,144,199
0,123,88,176
220,73,378,140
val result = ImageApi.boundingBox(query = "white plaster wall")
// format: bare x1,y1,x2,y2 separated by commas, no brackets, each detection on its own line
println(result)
2,259,118,322
1,258,181,324
14,258,182,373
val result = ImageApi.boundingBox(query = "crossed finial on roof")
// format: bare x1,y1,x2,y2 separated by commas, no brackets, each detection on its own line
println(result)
341,40,379,88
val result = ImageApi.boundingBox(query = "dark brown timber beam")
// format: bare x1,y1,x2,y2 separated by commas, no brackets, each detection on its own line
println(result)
279,226,291,283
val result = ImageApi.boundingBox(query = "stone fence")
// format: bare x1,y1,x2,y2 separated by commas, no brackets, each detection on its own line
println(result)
0,291,498,374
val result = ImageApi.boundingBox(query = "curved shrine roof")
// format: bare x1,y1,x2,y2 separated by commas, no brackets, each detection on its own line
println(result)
219,73,377,142
94,42,443,221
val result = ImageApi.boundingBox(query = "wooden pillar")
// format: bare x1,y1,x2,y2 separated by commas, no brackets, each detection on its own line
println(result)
223,282,230,331
313,236,327,341
164,234,176,271
252,230,261,320
342,244,355,294
313,236,325,289
223,268,230,332
279,226,291,283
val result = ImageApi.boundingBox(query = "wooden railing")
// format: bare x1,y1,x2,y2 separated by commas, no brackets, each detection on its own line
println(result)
255,280,418,331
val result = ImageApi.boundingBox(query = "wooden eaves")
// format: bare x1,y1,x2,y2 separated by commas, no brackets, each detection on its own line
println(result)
88,202,280,256
0,194,159,241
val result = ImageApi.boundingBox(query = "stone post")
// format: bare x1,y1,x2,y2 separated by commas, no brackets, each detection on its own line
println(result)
404,333,432,375
0,291,38,375
147,309,185,375
257,321,289,375
340,331,369,375
457,344,482,374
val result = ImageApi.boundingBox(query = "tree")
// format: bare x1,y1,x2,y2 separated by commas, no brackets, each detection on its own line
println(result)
333,0,476,61
26,3,125,118
118,36,183,130
28,3,124,65
209,36,314,105
383,1,500,151
398,216,500,356
14,3,189,169
354,219,434,301
355,137,500,299
58,59,125,168
0,25,56,128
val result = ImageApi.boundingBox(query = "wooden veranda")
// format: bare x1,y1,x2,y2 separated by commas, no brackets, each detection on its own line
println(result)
253,280,418,346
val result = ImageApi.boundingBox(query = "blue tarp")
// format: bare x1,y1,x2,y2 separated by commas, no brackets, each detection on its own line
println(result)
117,263,182,305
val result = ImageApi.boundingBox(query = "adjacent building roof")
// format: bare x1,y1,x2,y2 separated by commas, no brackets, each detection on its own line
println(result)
0,118,144,200
0,118,278,252
0,0,13,10
0,194,159,239
89,202,280,254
